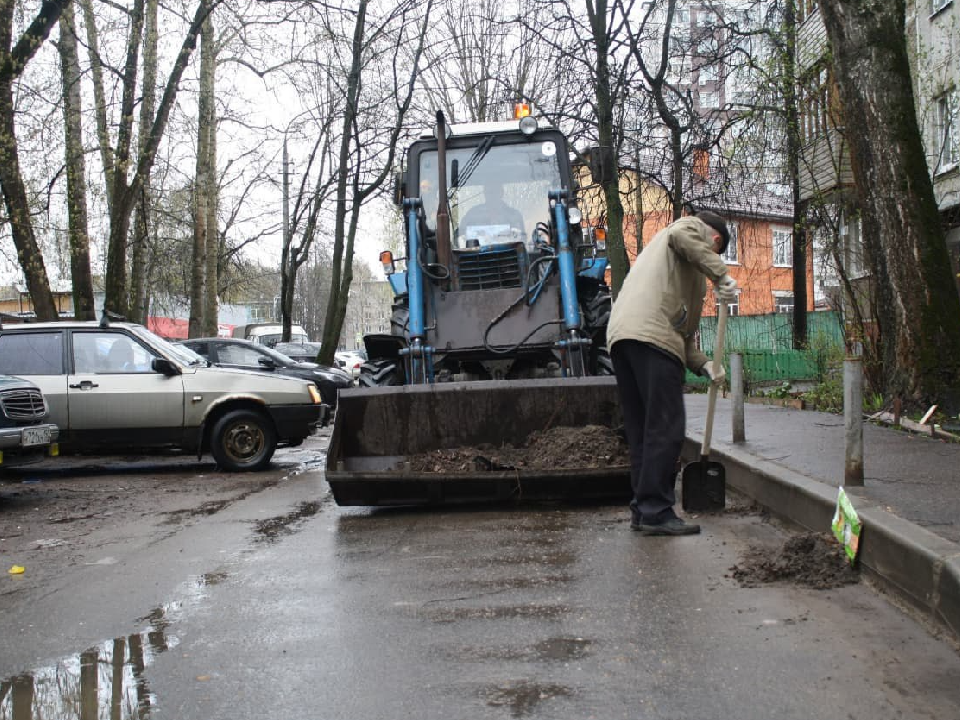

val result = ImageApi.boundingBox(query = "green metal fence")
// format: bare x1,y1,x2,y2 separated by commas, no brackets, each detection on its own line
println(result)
685,311,844,386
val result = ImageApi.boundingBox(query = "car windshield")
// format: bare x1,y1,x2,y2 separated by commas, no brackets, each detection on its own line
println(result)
418,139,563,251
130,325,205,366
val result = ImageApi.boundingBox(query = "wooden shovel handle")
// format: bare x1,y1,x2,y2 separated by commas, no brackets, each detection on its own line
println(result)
702,301,728,457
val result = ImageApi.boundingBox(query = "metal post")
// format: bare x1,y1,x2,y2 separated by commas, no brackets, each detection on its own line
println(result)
731,352,745,443
844,356,864,486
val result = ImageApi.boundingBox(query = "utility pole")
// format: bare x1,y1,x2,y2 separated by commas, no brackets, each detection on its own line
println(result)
280,135,291,332
283,137,290,254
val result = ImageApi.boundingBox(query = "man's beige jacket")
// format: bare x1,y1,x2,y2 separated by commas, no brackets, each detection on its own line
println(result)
606,216,728,373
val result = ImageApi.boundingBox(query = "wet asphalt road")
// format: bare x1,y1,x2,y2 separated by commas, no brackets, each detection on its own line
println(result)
3,451,960,719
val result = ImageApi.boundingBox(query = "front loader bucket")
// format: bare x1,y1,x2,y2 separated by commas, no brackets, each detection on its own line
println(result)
326,377,629,506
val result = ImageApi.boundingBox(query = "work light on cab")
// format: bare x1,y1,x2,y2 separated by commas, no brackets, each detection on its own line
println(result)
519,116,538,135
380,250,395,275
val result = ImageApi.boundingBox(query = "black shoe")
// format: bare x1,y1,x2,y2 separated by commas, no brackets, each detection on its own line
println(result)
638,518,701,536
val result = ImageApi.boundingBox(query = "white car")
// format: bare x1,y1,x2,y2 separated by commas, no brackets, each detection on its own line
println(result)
0,320,327,471
335,350,366,379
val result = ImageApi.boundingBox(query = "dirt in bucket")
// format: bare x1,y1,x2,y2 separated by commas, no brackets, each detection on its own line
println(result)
729,532,860,589
402,425,630,473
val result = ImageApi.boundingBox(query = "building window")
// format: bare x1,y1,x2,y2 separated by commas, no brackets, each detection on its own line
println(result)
935,90,959,170
773,226,792,267
700,91,719,109
841,212,867,278
722,223,739,264
698,64,717,86
773,293,794,314
715,299,740,317
800,66,831,143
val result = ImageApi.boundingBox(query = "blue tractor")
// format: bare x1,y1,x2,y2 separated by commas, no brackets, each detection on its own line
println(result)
327,111,627,506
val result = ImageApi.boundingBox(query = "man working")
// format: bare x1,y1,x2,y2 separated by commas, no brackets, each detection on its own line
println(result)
606,210,739,536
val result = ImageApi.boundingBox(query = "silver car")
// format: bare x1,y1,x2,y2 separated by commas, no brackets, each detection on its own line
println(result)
0,320,327,471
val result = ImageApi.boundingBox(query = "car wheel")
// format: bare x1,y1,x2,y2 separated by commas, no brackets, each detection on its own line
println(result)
210,409,277,471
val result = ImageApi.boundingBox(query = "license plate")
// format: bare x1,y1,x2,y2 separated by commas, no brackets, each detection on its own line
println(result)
22,427,51,447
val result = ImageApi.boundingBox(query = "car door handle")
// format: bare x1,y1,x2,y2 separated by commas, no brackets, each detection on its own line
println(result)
69,380,99,390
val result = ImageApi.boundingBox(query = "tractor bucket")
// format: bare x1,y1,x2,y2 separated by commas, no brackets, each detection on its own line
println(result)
326,377,629,506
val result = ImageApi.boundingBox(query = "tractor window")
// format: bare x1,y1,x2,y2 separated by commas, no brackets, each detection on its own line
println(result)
418,140,563,251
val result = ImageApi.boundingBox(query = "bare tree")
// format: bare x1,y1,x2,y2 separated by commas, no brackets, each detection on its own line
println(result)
189,0,218,337
513,0,636,294
58,1,96,320
85,0,222,317
311,0,435,366
0,0,70,320
819,0,960,409
129,0,160,324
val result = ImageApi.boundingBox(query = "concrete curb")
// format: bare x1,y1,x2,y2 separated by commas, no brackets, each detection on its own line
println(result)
682,433,960,644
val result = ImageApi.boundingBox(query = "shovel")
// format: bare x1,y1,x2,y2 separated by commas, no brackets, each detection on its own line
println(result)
681,300,727,512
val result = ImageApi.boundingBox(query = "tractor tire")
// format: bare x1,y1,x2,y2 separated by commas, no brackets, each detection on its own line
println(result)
359,359,403,387
579,279,613,376
210,409,277,472
391,300,410,338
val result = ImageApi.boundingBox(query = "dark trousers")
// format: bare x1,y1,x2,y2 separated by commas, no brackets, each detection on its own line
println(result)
610,340,686,524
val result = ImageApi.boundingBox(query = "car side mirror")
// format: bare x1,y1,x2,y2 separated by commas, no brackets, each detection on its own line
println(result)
152,358,180,376
258,357,276,369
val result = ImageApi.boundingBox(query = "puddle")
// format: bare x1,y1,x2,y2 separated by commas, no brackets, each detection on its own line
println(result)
0,571,228,719
0,612,176,718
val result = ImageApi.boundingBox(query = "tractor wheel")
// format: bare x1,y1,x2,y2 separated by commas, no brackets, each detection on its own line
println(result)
359,359,403,387
579,279,613,375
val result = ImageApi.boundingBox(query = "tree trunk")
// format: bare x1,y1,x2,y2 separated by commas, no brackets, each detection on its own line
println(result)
820,0,960,409
130,0,159,324
104,0,146,318
189,1,216,338
319,0,367,365
59,2,96,320
0,0,56,320
201,2,218,337
80,0,115,213
586,0,627,295
783,0,808,347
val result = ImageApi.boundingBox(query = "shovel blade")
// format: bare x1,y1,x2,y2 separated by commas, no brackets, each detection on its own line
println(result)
681,458,726,512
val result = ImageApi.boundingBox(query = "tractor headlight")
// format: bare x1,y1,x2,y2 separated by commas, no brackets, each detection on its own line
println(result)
568,207,583,225
519,116,538,136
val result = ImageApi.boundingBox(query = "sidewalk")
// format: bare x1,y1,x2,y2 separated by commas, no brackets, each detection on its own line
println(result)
681,394,960,642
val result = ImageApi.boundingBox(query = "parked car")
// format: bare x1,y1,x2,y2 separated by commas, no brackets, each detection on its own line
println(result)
273,341,323,364
0,320,326,471
335,350,367,379
0,374,59,468
230,323,308,347
177,338,354,409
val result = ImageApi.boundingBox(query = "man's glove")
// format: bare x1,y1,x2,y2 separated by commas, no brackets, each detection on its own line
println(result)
716,275,738,303
701,361,726,386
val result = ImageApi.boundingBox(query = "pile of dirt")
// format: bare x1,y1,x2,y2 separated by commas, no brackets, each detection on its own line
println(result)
729,532,860,589
403,425,629,473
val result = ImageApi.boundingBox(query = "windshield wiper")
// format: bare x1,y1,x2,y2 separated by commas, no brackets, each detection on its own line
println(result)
452,135,493,190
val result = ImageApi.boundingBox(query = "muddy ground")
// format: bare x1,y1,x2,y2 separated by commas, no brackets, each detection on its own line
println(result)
2,427,860,602
729,531,860,589
0,435,327,598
